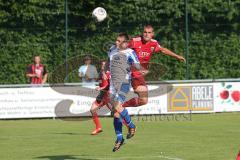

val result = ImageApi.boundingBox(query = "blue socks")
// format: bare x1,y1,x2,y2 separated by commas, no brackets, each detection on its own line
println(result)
114,117,123,142
119,108,135,129
113,109,135,142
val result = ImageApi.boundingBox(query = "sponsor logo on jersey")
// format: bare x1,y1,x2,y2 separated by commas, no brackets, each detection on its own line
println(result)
140,52,150,57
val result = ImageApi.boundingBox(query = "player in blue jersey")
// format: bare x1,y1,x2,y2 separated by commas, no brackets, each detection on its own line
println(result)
108,33,142,152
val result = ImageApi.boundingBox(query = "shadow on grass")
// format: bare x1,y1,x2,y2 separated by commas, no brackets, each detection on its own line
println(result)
51,132,93,136
35,155,98,160
53,132,82,135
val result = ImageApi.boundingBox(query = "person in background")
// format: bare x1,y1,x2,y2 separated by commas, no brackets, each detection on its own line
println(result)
90,60,111,135
26,55,48,84
78,55,98,87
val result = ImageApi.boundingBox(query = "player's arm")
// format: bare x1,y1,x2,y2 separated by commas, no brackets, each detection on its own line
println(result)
26,66,37,78
26,73,37,77
99,72,110,90
155,43,185,62
130,51,145,74
42,67,48,84
78,66,84,78
161,48,186,62
96,71,109,91
104,58,110,72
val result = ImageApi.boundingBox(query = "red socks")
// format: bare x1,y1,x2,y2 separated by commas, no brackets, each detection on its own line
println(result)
92,113,101,129
236,151,240,160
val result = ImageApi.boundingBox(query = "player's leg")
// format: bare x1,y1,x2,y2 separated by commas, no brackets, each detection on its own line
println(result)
123,75,148,107
112,111,124,152
90,101,103,135
90,91,106,135
105,93,128,128
114,83,136,139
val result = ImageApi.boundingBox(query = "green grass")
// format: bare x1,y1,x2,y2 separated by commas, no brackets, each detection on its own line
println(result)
0,113,240,160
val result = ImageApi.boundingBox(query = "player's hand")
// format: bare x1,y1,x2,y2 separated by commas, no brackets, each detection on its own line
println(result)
95,87,101,91
177,55,186,63
141,69,149,76
85,74,90,80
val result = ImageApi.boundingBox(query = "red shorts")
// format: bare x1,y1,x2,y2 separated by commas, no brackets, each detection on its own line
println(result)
94,90,110,108
131,71,147,90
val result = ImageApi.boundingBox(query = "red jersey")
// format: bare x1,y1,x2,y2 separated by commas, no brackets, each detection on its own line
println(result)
27,64,47,84
98,71,110,90
128,36,164,70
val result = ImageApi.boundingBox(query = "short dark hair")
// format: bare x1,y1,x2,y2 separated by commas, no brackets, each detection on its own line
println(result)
33,55,41,58
118,32,130,41
144,24,154,31
84,55,91,61
100,60,107,64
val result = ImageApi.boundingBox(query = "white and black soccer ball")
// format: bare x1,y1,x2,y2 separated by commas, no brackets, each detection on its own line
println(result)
92,7,107,22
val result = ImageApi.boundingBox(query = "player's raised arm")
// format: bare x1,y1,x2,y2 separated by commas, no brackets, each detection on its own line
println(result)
161,47,186,62
154,42,186,62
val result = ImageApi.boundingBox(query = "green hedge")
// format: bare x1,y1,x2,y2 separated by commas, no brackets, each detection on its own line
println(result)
0,0,239,84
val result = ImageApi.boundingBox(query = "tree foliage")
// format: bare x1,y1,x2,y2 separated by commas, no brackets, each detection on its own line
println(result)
0,0,239,84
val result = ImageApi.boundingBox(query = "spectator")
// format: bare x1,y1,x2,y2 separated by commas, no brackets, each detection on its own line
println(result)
78,55,98,86
26,55,48,84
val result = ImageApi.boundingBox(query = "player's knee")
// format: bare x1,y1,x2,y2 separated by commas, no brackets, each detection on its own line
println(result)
90,103,97,114
139,97,148,105
90,108,95,114
135,85,148,94
114,112,120,118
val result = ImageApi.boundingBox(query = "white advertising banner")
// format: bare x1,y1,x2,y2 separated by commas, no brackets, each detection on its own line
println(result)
0,81,239,119
0,85,166,119
166,82,240,113
214,82,240,112
0,86,94,119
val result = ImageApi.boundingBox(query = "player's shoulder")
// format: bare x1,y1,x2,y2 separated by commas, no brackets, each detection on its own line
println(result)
150,39,158,43
125,48,135,53
26,64,31,70
150,39,161,46
79,64,86,69
131,36,142,42
125,48,138,59
106,71,110,76
108,45,118,56
109,44,117,51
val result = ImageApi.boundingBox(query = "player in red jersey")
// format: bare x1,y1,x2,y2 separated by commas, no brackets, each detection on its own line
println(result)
123,25,185,108
90,60,111,135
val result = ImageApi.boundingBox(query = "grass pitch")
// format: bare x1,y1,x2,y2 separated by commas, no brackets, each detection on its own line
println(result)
0,113,239,160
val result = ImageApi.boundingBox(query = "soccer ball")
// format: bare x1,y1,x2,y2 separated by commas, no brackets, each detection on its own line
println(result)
92,7,107,22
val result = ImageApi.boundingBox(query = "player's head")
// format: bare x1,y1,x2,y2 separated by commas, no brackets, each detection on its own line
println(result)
84,55,92,65
33,55,41,64
143,25,154,42
100,60,107,70
116,32,130,50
